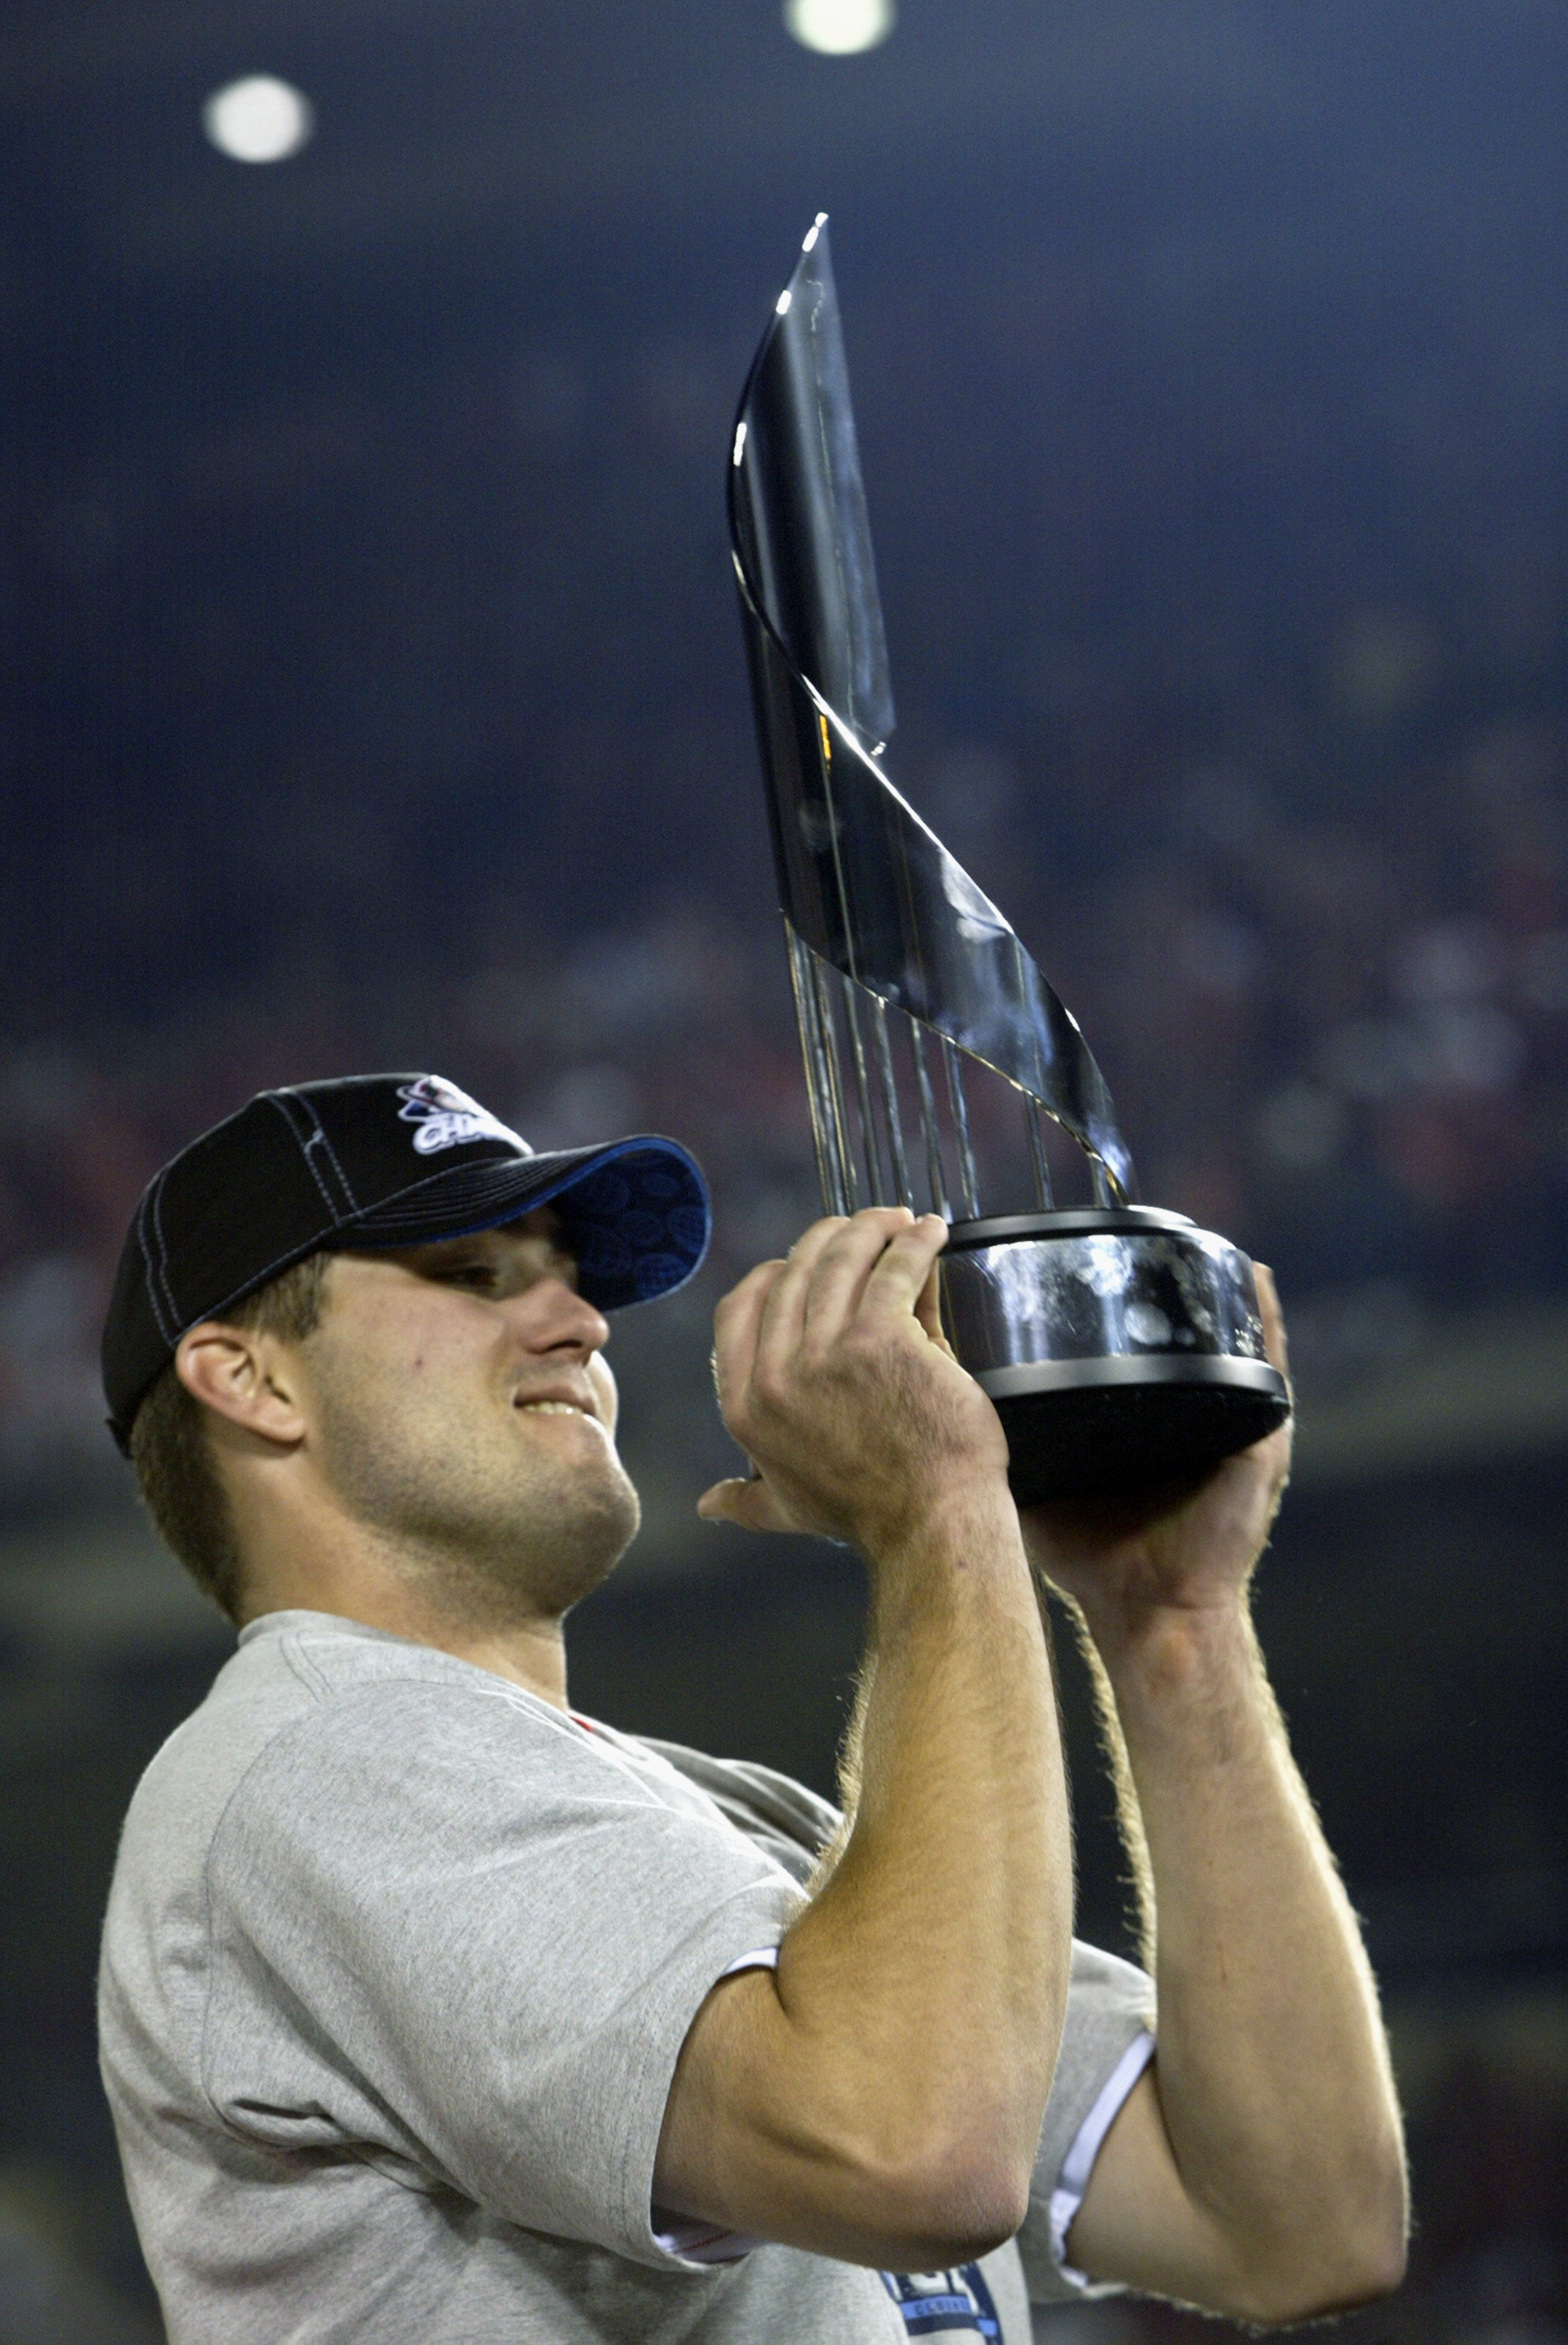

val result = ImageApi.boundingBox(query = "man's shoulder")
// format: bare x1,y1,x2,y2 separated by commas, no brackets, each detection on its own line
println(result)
625,1736,841,1881
112,1614,579,1899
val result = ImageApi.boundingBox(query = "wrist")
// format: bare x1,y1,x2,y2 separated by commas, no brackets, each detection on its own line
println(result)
864,1477,1028,1591
1078,1585,1258,1699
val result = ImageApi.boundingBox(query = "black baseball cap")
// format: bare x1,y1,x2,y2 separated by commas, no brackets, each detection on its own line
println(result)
101,1073,710,1453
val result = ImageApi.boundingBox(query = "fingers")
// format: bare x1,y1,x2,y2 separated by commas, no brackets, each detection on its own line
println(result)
802,1208,949,1348
862,1213,949,1316
724,1212,951,1398
706,1208,985,1553
748,1209,930,1385
911,1254,946,1348
753,1213,855,1365
874,1223,951,1341
791,1208,920,1345
711,1257,788,1418
712,1212,911,1444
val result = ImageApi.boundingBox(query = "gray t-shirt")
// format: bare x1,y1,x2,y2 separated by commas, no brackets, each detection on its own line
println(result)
99,1610,1154,2344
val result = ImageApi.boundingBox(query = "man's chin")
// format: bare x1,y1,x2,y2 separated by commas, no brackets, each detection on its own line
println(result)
319,1399,642,1621
498,1456,642,1615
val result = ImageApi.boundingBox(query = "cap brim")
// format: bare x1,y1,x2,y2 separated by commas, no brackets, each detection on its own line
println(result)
335,1134,710,1310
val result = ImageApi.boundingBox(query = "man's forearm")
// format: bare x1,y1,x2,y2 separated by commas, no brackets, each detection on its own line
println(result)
1073,1591,1407,2315
790,1493,1072,2151
659,1488,1073,2266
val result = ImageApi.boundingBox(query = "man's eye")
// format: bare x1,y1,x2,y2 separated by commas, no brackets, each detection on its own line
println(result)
440,1263,496,1291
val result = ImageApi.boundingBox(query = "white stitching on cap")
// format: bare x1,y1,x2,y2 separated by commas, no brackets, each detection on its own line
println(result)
271,1086,360,1215
262,1092,342,1219
305,1105,358,1213
146,1172,183,1342
124,1161,339,1422
136,1183,176,1348
275,1088,363,1219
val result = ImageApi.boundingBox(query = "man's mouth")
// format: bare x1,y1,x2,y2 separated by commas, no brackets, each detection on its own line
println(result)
513,1391,601,1427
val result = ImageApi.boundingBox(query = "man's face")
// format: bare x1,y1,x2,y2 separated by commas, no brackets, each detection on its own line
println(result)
291,1209,641,1622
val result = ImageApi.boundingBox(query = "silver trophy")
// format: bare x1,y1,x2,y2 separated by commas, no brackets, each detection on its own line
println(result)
728,217,1290,1504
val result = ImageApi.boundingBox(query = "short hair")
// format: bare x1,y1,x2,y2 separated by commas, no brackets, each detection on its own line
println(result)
127,1252,331,1624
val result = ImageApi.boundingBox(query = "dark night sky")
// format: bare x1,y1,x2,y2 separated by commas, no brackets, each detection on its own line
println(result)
2,0,1564,1032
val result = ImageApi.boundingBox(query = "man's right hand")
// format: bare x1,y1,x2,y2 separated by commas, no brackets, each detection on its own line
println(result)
697,1208,1010,1553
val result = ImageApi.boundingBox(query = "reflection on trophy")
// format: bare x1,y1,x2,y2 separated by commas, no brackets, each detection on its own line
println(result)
728,216,1291,1504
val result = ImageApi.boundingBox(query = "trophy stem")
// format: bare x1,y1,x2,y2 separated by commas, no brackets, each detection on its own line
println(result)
1025,1101,1055,1210
809,952,860,1211
867,994,914,1210
908,1023,949,1218
941,1036,981,1218
839,976,885,1205
1090,1158,1115,1207
785,919,850,1214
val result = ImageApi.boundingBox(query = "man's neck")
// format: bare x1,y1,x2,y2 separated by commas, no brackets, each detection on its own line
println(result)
240,1549,572,1710
229,1459,589,1708
406,1607,572,1709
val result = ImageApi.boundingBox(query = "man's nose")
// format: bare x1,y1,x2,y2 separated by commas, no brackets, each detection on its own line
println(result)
516,1278,612,1357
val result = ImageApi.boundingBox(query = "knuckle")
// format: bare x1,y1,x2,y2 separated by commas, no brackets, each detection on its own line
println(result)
724,1380,761,1431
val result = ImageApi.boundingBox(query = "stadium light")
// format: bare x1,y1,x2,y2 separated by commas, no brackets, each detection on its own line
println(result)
203,76,314,164
784,0,897,56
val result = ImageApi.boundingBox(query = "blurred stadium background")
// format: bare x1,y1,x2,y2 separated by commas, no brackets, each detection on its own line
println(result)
1,0,1565,2334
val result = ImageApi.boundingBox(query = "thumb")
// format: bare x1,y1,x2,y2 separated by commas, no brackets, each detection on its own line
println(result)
697,1475,806,1534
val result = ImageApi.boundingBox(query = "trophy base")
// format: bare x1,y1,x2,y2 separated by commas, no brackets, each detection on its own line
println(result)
941,1207,1290,1503
984,1360,1290,1507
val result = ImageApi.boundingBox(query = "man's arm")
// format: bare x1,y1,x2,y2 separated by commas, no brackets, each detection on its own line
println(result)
1031,1268,1409,2323
653,1209,1073,2271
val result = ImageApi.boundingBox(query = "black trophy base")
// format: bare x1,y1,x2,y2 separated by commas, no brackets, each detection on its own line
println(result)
993,1366,1290,1508
939,1205,1291,1505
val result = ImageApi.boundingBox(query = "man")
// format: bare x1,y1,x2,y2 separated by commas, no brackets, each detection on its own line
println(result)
98,1071,1407,2343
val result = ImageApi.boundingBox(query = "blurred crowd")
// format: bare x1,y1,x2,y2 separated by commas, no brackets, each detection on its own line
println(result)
2,673,1564,1488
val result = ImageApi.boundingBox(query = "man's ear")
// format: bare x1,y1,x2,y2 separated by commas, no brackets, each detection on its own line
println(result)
175,1323,309,1450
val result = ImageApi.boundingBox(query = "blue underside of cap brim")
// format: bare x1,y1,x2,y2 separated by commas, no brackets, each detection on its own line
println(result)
336,1136,711,1310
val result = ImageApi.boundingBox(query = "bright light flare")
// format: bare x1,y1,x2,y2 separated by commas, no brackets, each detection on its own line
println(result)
784,0,896,57
203,76,314,164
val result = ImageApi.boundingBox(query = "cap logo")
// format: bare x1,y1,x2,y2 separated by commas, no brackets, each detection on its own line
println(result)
396,1077,531,1158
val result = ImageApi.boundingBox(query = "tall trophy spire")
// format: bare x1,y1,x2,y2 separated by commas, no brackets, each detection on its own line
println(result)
729,218,1289,1500
729,215,1133,1210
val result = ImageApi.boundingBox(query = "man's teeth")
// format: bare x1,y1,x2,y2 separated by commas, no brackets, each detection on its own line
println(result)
519,1399,584,1415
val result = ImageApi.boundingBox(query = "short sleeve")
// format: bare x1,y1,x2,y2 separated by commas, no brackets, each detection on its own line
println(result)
1017,1939,1156,2305
200,1679,803,2270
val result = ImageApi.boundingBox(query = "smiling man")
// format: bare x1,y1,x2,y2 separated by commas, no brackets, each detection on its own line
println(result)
98,1072,1407,2344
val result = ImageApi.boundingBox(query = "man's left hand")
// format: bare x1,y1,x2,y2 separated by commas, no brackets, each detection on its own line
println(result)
1017,1264,1293,1632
